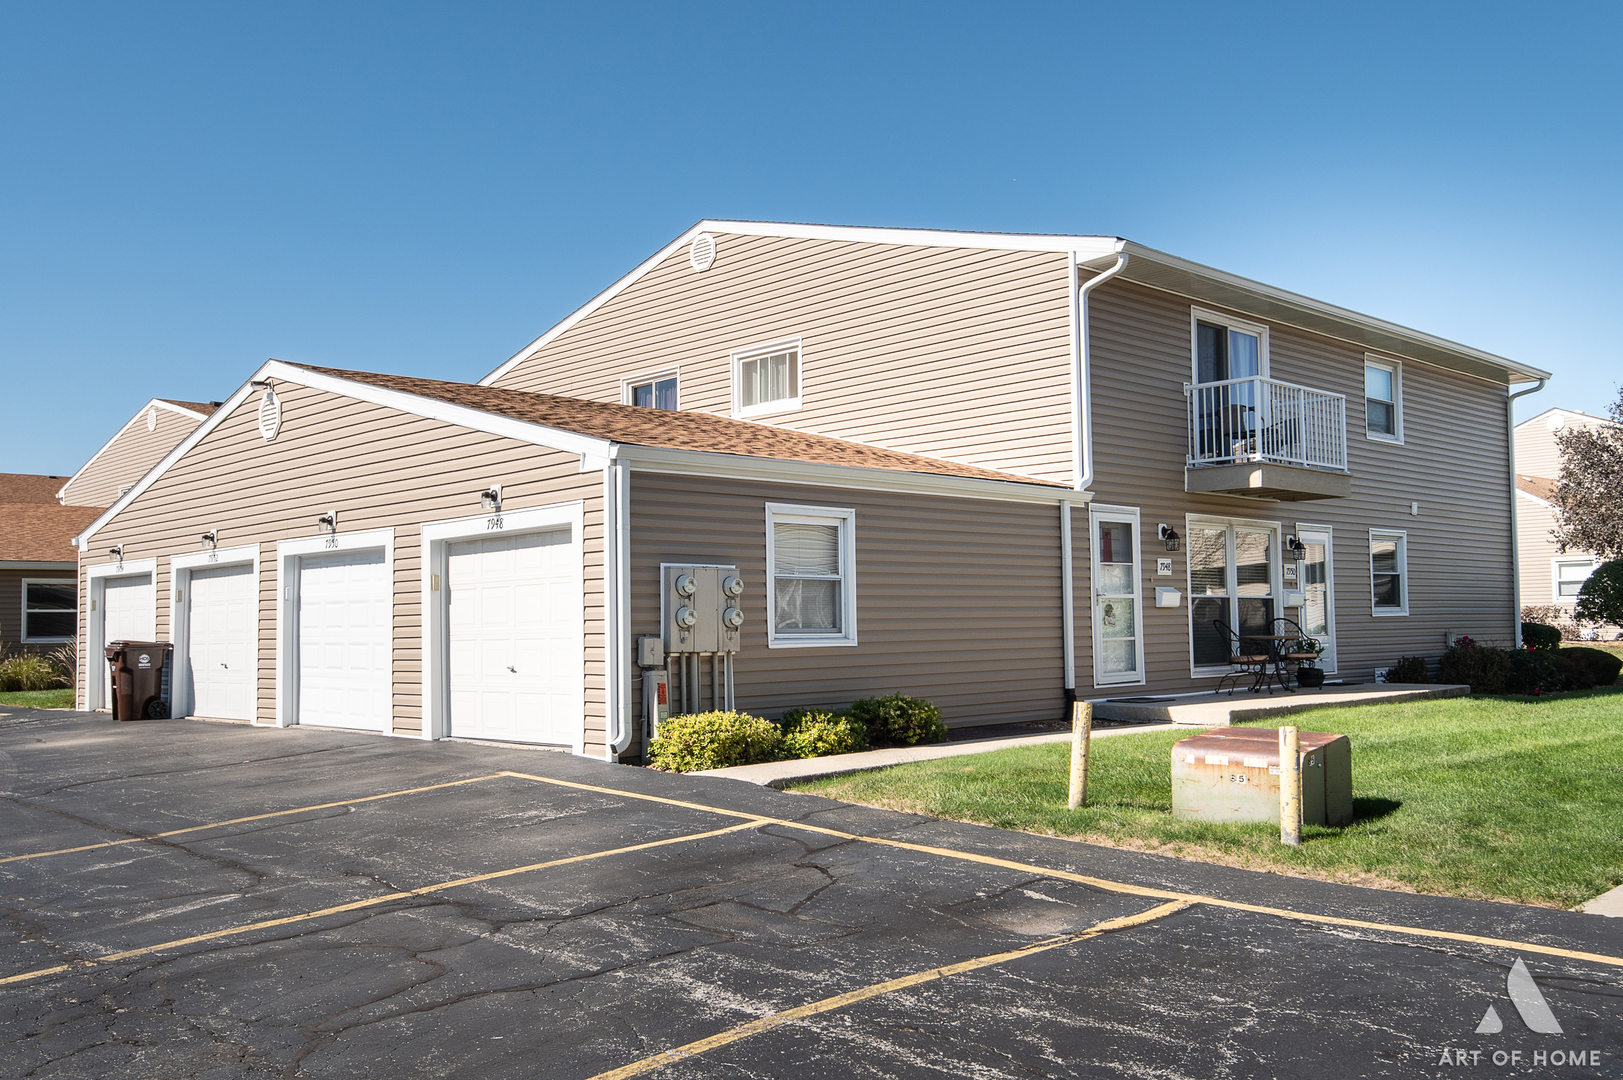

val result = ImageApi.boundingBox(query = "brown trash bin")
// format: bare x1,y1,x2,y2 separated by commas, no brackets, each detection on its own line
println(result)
104,641,173,722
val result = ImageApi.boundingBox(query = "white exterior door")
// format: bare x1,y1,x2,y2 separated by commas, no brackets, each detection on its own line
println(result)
188,564,256,721
1296,527,1336,671
297,549,391,730
101,574,155,708
1090,507,1144,686
447,528,576,744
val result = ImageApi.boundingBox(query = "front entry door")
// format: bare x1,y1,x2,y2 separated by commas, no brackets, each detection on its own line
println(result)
1296,527,1336,671
1090,507,1144,686
1189,520,1281,674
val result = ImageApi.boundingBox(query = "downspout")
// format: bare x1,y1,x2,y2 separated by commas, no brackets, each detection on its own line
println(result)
1063,249,1129,705
604,448,635,758
1506,378,1547,648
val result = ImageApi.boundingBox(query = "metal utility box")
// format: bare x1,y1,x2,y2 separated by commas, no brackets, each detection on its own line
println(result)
643,669,670,735
103,640,173,722
662,565,744,655
1171,726,1352,826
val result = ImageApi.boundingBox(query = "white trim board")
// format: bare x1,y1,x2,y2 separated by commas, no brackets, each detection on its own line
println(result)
419,503,586,752
274,528,395,729
55,398,212,503
169,544,260,721
85,557,158,710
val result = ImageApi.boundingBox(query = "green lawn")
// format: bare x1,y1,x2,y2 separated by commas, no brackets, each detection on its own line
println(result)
0,688,76,709
790,688,1623,909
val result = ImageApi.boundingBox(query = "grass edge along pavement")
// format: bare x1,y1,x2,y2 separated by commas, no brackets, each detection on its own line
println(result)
789,687,1623,909
0,689,74,709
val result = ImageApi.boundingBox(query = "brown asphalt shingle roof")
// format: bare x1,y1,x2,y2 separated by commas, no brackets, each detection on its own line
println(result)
289,363,1064,489
1517,474,1559,504
0,503,100,562
159,399,222,416
0,473,72,504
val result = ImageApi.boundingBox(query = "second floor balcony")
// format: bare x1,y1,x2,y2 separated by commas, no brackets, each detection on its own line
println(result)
1184,376,1352,501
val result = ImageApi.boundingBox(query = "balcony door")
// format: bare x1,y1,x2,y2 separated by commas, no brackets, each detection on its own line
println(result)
1191,312,1268,464
1188,518,1282,676
1295,526,1337,671
1090,506,1144,687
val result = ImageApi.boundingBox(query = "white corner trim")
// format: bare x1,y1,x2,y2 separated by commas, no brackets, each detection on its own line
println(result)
418,503,585,751
275,529,394,730
765,502,858,649
56,398,211,503
168,544,260,722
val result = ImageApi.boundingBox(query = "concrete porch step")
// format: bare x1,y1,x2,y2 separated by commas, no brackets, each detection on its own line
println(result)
1090,682,1471,726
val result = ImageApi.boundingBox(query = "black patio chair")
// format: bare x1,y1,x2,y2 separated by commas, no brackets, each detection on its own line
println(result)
1214,620,1269,695
1270,617,1320,690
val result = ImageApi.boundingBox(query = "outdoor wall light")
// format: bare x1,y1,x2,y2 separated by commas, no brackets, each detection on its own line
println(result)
316,510,338,535
1287,535,1307,561
108,545,124,562
480,485,502,513
201,530,218,550
1158,524,1181,552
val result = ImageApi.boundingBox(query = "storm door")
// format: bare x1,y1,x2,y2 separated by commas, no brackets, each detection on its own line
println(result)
1294,526,1336,671
1089,506,1144,686
1188,519,1281,676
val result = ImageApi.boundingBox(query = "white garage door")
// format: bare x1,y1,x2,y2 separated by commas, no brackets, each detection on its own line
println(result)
188,563,256,721
447,528,577,745
297,549,390,730
101,574,156,708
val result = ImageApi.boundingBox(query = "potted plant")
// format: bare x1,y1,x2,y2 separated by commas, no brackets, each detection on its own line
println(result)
1291,637,1326,688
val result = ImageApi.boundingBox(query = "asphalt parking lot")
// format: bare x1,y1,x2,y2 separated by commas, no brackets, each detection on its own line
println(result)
1,709,1619,1079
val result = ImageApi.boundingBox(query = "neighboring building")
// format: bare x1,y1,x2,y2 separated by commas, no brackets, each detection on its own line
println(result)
1514,407,1617,634
57,399,220,507
0,475,100,656
73,222,1549,758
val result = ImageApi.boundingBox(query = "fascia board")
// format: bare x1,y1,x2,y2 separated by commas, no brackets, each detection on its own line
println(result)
0,560,77,571
77,360,611,545
479,220,1127,386
616,445,1090,506
1110,242,1552,385
1516,487,1556,509
264,361,610,459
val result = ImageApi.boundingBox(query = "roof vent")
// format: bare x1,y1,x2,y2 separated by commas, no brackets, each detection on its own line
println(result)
258,389,282,442
146,406,158,432
689,232,716,272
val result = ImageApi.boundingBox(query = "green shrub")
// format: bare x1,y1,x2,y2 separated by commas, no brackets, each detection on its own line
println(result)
1558,646,1623,687
1575,559,1623,628
1388,655,1429,684
1505,648,1564,695
0,653,69,692
1437,645,1510,694
1520,622,1562,651
781,711,868,759
647,711,786,772
848,693,946,747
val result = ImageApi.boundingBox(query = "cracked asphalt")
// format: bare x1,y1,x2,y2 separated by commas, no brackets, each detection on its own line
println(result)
1,710,1619,1079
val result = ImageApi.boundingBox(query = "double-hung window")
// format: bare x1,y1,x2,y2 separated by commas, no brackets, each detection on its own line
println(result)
625,372,678,411
23,579,76,641
1370,530,1408,616
1365,358,1402,441
733,340,801,418
1554,557,1596,601
765,503,855,647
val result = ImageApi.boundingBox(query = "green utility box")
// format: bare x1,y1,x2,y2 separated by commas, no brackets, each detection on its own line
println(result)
1171,726,1352,826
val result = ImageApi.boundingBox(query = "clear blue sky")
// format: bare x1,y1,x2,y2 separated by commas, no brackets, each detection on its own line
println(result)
3,2,1619,475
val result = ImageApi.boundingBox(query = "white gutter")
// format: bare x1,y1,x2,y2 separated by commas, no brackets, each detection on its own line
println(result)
1071,251,1129,490
1505,378,1547,648
603,449,635,756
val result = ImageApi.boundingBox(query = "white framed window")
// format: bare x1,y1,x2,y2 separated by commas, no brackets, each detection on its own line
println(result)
1370,529,1408,616
1364,356,1403,442
1190,307,1269,385
765,502,855,648
23,578,77,641
622,369,679,411
732,339,802,419
1553,557,1597,603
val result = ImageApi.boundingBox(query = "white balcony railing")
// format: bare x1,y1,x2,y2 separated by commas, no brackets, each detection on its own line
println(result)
1185,376,1348,472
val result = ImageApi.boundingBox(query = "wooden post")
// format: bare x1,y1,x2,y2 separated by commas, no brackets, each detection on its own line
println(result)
1068,700,1093,809
1279,725,1302,847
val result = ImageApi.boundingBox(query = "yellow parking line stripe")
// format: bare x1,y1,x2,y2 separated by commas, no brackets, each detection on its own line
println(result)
0,773,512,865
496,770,1623,970
0,818,768,988
589,900,1193,1080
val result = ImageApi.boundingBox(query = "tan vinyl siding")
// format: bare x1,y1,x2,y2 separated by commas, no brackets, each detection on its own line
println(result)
493,234,1078,482
1513,410,1608,481
76,383,606,751
61,405,207,507
1516,493,1562,607
624,471,1066,756
1083,279,1518,690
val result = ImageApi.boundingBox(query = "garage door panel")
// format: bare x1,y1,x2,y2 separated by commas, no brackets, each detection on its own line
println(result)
188,564,255,721
101,574,156,708
446,527,578,746
298,549,390,731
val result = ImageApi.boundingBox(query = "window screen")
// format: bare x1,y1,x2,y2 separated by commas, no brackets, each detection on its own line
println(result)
773,521,841,633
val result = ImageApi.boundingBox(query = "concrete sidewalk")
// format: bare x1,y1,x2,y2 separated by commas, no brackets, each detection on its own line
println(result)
696,721,1174,787
1090,682,1469,725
